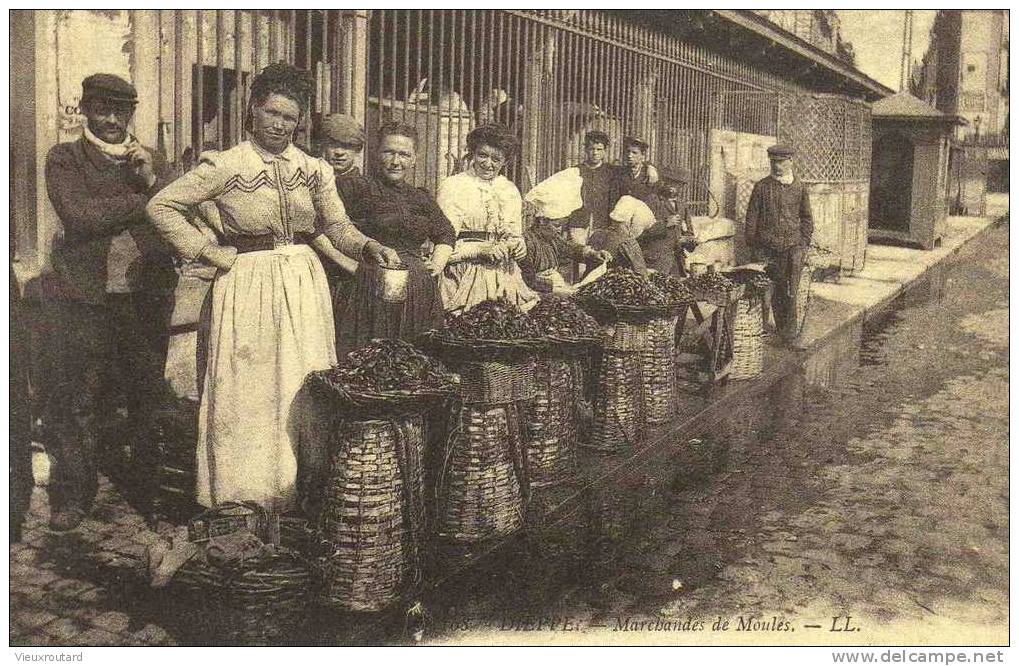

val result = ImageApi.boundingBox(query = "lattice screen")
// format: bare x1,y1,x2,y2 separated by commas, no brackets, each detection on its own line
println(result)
716,92,872,184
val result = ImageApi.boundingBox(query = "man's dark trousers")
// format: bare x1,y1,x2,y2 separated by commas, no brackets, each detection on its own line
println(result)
41,291,171,511
762,245,805,341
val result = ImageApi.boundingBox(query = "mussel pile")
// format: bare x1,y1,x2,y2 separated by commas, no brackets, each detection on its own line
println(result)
443,299,541,340
528,296,601,340
313,339,457,393
575,268,668,308
647,272,695,306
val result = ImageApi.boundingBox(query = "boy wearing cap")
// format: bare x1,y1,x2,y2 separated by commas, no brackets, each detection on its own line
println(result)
745,143,814,348
637,175,697,278
318,113,368,205
621,136,660,207
42,73,176,530
314,114,367,320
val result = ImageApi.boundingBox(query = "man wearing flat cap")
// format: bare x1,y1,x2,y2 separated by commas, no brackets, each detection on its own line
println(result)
42,73,176,530
745,143,814,348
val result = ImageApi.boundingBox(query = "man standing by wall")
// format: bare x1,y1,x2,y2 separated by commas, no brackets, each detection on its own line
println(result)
745,144,814,349
41,73,176,530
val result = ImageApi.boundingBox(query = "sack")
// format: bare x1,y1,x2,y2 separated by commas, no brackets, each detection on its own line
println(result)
685,215,736,273
524,167,583,220
609,195,657,238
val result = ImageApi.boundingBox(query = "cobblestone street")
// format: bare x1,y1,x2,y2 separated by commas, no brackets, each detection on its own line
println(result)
9,225,1008,646
649,225,1009,638
424,223,1009,645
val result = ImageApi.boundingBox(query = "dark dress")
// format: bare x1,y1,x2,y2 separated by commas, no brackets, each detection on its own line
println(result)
588,225,648,275
328,166,368,330
638,198,690,277
337,175,456,355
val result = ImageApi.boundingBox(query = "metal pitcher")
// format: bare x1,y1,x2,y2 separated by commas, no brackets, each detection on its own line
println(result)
369,262,410,303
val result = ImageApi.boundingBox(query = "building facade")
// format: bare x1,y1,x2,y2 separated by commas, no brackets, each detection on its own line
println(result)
10,9,890,283
913,10,1009,141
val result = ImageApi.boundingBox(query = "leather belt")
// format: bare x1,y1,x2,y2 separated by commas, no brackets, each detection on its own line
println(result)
230,232,315,254
457,230,499,242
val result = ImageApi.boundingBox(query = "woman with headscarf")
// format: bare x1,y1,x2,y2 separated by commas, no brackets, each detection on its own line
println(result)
147,62,400,510
438,124,539,314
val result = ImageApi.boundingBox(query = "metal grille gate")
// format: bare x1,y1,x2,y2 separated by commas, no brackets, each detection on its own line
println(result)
153,10,362,172
152,9,815,216
366,9,795,213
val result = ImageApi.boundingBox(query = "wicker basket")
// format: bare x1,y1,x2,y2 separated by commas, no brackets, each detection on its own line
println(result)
171,505,312,645
597,319,654,352
454,358,537,404
578,297,683,324
640,316,679,423
524,358,578,487
587,348,644,452
318,414,425,613
729,297,765,381
438,403,526,542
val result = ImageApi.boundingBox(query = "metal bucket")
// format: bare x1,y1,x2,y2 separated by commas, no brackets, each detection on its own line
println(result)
369,263,410,303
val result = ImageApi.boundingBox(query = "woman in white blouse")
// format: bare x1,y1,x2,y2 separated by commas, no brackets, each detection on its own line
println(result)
438,125,539,314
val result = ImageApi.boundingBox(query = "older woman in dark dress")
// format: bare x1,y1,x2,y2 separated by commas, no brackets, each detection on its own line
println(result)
336,122,456,355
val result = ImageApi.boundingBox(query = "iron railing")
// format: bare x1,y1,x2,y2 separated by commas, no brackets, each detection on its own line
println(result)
152,9,841,214
365,9,802,214
154,10,359,170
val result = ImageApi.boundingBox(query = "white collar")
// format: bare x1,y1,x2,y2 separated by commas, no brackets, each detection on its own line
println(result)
249,140,297,164
82,124,134,161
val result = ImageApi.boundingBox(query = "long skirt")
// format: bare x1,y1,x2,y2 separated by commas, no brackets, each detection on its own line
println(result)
440,258,540,315
196,244,336,510
336,252,443,357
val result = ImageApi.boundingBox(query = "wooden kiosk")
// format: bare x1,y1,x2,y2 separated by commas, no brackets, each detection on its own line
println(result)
868,92,962,250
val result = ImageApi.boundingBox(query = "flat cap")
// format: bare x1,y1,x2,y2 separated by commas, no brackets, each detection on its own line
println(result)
767,143,796,158
320,114,365,147
623,136,649,152
81,73,137,105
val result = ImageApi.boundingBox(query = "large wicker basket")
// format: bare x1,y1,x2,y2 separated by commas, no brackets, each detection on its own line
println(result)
454,358,537,404
586,348,644,452
640,316,680,424
171,504,313,645
318,414,425,613
524,357,578,487
729,297,765,381
438,403,527,542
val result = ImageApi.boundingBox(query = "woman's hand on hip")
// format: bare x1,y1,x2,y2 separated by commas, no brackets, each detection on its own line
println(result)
201,244,238,272
363,240,402,267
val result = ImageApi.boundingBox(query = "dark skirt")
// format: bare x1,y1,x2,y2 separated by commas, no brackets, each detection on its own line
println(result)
336,252,443,357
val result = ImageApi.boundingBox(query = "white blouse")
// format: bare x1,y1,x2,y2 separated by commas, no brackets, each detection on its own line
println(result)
436,168,524,239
